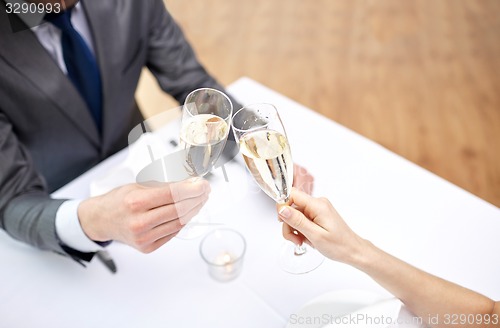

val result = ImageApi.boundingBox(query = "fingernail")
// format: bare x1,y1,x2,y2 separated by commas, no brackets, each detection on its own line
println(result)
278,206,291,219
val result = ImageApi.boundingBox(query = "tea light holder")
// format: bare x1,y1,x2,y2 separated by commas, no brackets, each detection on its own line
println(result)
199,228,246,282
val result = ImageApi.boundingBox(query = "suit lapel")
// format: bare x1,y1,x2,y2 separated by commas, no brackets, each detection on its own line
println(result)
81,0,122,156
0,2,100,148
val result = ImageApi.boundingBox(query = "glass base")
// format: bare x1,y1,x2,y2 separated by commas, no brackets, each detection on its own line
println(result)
278,241,324,274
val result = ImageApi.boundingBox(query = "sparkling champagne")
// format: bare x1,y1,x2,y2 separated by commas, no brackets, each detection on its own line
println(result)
239,129,293,203
180,114,229,176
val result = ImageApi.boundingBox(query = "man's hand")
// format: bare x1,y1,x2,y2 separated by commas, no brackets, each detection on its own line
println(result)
78,178,210,253
292,164,314,195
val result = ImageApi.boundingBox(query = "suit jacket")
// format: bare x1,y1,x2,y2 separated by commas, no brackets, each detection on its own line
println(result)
0,0,231,260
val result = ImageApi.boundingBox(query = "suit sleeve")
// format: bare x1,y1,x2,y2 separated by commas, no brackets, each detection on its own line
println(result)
144,0,241,108
0,111,78,259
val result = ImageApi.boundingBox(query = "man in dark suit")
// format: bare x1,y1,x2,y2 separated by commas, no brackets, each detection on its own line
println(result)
0,0,314,264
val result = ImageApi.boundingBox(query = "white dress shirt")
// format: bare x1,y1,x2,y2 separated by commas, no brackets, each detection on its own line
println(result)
12,0,103,253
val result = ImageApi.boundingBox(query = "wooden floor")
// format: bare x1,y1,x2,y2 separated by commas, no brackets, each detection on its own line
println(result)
137,0,500,206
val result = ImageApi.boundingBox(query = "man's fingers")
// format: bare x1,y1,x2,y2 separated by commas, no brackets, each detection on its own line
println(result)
293,164,314,194
137,178,210,210
133,219,183,250
170,192,209,220
300,182,313,195
177,197,207,226
146,196,207,243
168,178,211,203
143,192,209,230
143,195,210,252
140,233,178,254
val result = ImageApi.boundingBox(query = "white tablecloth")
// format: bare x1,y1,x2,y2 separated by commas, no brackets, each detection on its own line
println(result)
1,77,499,328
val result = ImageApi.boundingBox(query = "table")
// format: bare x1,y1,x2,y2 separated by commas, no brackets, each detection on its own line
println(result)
1,77,499,328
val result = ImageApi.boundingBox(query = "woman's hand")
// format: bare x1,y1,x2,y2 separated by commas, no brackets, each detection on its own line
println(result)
278,187,367,266
278,189,500,328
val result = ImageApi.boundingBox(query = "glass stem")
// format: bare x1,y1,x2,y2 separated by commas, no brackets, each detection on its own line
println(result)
279,196,305,255
281,196,291,206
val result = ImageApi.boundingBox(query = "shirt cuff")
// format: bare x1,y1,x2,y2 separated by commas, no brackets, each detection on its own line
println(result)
55,199,104,253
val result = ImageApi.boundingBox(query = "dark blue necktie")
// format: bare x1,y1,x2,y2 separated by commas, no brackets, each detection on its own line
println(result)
46,9,103,133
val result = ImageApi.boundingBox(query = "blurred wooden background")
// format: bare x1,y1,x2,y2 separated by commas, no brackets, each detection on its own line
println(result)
136,0,500,206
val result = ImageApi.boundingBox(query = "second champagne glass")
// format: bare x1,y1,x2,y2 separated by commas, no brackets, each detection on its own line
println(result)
231,103,323,274
177,88,233,239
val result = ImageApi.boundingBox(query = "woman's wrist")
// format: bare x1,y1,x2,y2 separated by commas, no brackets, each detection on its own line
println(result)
345,237,381,271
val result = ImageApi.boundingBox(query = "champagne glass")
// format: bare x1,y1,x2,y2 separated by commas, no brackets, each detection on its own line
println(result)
177,88,233,239
232,103,323,274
